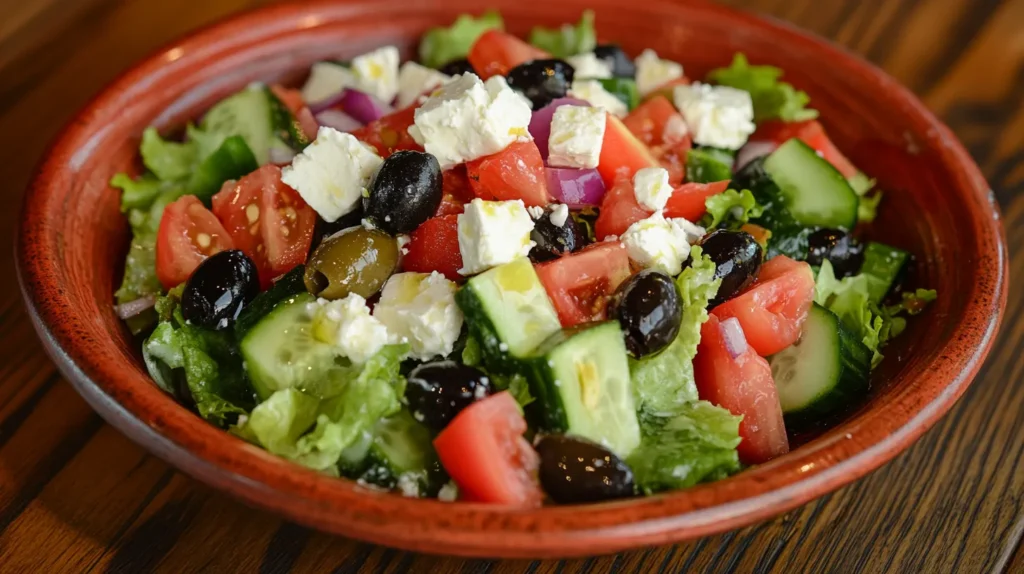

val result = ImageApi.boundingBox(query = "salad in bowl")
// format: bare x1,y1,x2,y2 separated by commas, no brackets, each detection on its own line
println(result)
111,11,936,506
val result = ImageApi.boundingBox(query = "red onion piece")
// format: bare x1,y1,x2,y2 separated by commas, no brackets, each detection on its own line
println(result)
338,89,393,124
114,296,156,320
309,89,347,114
735,140,778,172
316,109,364,132
719,317,748,359
545,167,606,208
529,97,590,159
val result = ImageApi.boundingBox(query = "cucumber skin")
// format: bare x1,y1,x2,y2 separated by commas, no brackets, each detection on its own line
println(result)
860,242,911,304
265,87,313,151
454,284,522,374
763,139,859,230
234,265,306,340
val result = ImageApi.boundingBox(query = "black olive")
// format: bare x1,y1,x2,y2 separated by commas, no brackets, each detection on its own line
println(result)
181,250,260,330
535,435,636,504
505,59,574,109
438,58,477,76
609,270,682,358
363,150,443,235
806,228,864,278
529,208,589,263
406,361,493,431
592,44,636,78
731,156,771,192
700,230,763,308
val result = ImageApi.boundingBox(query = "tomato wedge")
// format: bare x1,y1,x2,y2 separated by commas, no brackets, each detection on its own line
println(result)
623,95,693,184
435,166,475,216
594,175,653,240
711,256,815,356
155,196,235,289
753,120,857,178
534,243,632,327
433,391,542,506
212,165,316,288
597,114,660,189
663,180,731,221
693,314,790,465
401,214,463,281
269,84,319,144
468,30,550,79
351,105,423,158
466,140,552,207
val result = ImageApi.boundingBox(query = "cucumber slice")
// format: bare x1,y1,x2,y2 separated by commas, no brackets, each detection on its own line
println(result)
239,293,338,400
859,242,910,303
770,303,871,421
686,148,733,184
455,258,562,369
201,85,291,165
266,87,314,151
234,266,306,340
526,321,641,457
596,78,639,110
357,409,444,497
763,139,859,229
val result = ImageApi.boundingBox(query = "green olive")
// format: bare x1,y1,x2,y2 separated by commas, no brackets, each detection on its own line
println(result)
303,228,399,300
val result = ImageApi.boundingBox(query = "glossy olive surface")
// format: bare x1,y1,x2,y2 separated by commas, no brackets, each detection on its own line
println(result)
535,435,637,504
405,361,493,431
181,250,260,329
303,228,399,299
505,59,574,109
438,58,477,76
609,270,683,358
592,44,636,78
806,228,864,278
364,150,443,235
529,209,589,263
700,230,764,308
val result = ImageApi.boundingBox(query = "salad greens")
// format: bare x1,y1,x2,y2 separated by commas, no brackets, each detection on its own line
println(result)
702,189,764,229
528,10,596,59
709,53,818,123
418,11,504,69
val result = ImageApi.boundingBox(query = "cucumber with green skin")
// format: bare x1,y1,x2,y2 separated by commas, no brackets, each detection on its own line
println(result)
859,242,911,303
762,139,859,230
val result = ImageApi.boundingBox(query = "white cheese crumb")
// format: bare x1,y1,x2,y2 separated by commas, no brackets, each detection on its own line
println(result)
547,105,606,169
549,204,570,227
635,49,683,97
568,79,628,118
373,272,464,361
438,482,459,502
457,199,536,275
526,205,546,220
567,52,614,79
632,167,674,212
673,82,755,150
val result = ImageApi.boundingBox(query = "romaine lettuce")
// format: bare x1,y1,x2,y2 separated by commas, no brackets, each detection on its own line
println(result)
528,11,596,59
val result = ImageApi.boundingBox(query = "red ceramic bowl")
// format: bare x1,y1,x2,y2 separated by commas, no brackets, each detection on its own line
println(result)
16,0,1007,558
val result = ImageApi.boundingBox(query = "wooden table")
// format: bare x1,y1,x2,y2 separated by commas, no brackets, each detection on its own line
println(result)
1,0,1021,572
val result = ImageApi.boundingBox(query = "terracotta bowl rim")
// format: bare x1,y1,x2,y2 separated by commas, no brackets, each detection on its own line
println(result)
15,0,1008,558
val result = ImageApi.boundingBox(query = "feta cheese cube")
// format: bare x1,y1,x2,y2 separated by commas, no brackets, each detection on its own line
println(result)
549,204,570,227
620,212,700,276
526,205,545,220
568,79,628,118
309,294,390,364
673,82,755,150
547,105,606,169
301,61,356,106
350,46,400,104
373,272,464,361
457,199,535,275
396,61,450,108
635,49,684,97
668,216,706,244
632,167,674,212
282,127,383,222
409,73,533,169
567,52,613,79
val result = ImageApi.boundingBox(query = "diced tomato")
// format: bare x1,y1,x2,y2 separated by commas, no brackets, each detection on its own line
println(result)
712,256,815,356
435,166,475,216
402,214,463,281
693,314,789,465
597,114,660,189
753,120,857,178
212,165,316,288
623,96,693,184
468,30,550,79
433,391,542,506
465,140,552,207
155,196,234,289
644,76,692,102
534,243,632,327
594,175,653,240
351,105,423,157
663,180,731,221
269,85,319,143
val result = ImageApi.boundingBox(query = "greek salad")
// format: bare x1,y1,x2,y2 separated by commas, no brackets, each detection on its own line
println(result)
113,11,936,505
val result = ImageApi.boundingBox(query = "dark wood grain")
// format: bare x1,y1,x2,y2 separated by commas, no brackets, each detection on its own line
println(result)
0,0,1020,572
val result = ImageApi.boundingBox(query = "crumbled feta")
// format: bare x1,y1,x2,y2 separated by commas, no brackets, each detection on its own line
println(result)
567,52,613,79
373,272,464,361
549,203,570,227
350,46,400,104
396,61,450,108
437,481,459,502
301,61,355,105
673,82,755,150
526,205,545,220
409,73,532,169
632,167,674,212
396,234,411,255
635,49,683,97
668,216,706,244
308,294,390,363
663,114,690,144
397,472,423,497
547,105,606,169
620,212,694,275
568,79,628,118
281,127,383,222
457,199,535,275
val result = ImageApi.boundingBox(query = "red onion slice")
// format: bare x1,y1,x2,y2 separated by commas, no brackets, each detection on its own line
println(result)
315,109,364,133
545,167,606,208
735,140,778,172
114,296,156,320
719,317,748,359
338,89,393,124
309,89,347,114
529,97,590,159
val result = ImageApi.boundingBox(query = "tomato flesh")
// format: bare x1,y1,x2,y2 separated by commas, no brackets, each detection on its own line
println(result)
433,392,542,506
711,256,815,356
435,166,475,216
534,243,632,327
623,95,693,184
693,314,790,465
597,114,660,189
753,120,857,178
351,105,423,157
594,176,653,240
401,214,464,281
663,180,731,221
466,140,552,207
155,196,234,289
212,165,316,288
468,30,550,79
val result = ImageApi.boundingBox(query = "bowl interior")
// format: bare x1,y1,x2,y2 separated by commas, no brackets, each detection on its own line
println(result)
18,0,1005,558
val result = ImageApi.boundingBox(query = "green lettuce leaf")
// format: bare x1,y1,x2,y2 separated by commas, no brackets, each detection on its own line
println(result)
238,388,321,454
627,400,743,494
708,53,818,123
857,192,883,223
140,127,198,181
528,11,596,59
419,11,504,69
702,189,764,229
630,247,720,415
